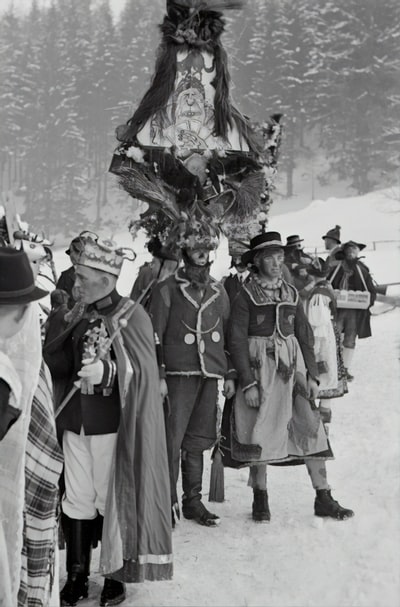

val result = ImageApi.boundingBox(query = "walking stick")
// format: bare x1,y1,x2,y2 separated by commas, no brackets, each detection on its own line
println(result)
55,279,156,419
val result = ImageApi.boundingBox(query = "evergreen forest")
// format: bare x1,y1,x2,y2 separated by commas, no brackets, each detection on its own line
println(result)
0,0,399,235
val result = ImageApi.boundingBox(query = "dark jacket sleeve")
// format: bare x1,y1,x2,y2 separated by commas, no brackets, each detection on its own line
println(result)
56,267,76,309
0,378,21,440
220,284,236,381
148,280,171,379
43,312,75,379
294,300,319,380
228,291,255,390
358,262,377,306
130,264,153,301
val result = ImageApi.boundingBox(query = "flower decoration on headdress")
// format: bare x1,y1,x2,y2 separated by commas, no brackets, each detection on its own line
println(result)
169,205,221,251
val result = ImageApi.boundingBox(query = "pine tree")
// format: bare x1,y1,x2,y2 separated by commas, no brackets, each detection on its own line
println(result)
0,6,24,193
43,0,89,234
116,0,164,118
18,1,50,223
89,0,121,228
317,0,400,194
266,0,319,196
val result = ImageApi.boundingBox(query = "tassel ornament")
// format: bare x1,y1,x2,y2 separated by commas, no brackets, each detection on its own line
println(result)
208,443,225,502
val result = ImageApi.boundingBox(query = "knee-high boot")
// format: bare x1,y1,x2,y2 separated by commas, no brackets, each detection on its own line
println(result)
181,450,203,511
94,514,126,607
181,450,220,527
60,515,93,606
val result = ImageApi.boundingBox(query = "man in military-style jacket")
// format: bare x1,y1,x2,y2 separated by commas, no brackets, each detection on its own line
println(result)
149,235,235,528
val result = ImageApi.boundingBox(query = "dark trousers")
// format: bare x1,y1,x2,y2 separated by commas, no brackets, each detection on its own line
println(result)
336,309,358,348
166,376,218,506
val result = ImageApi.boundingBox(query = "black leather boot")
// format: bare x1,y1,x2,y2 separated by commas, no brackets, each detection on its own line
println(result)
100,578,126,606
252,489,271,523
314,489,354,520
60,516,93,606
181,450,220,527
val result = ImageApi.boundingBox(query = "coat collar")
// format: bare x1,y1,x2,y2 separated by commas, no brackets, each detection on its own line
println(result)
175,269,220,310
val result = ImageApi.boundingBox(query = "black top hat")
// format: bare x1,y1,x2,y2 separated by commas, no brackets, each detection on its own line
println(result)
285,235,304,247
241,232,284,265
322,225,341,244
0,247,48,305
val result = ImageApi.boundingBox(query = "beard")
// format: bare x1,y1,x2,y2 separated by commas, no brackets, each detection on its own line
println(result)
183,251,212,289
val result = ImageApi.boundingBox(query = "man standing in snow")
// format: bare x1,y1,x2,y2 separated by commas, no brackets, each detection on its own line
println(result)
328,240,376,381
222,241,250,305
148,215,236,528
44,232,172,607
322,225,342,271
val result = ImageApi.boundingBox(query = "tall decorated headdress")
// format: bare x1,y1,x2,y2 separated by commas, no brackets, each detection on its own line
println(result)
110,0,283,252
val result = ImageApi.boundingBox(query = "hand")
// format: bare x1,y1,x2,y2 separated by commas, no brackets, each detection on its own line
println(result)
307,377,319,401
244,385,260,408
78,359,104,385
223,379,235,400
160,378,168,400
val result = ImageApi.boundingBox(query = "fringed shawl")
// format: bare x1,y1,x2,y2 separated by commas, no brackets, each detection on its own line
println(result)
0,305,42,606
18,364,63,607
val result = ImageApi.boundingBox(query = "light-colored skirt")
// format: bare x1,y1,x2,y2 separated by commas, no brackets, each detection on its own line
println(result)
233,335,331,464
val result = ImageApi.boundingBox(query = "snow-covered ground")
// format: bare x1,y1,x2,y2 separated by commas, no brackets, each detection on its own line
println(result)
52,187,400,607
59,307,400,607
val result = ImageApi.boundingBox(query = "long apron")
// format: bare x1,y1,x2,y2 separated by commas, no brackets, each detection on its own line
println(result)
233,334,330,464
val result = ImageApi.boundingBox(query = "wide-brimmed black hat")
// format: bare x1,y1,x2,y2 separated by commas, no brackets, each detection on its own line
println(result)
343,240,366,251
242,231,284,265
0,247,48,304
335,240,367,260
285,234,304,248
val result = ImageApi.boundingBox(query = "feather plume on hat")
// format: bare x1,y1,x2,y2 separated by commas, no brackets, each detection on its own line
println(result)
168,202,221,250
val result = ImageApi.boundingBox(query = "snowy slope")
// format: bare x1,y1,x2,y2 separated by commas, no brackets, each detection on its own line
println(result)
269,187,400,247
52,188,400,607
51,187,400,289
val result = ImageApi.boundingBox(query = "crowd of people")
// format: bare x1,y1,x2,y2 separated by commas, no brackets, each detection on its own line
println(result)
0,220,377,607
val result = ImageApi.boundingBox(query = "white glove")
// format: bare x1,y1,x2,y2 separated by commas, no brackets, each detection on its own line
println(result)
78,359,104,385
160,379,168,400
